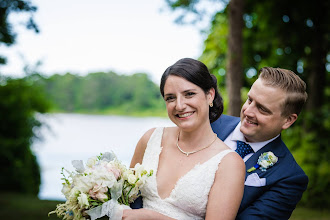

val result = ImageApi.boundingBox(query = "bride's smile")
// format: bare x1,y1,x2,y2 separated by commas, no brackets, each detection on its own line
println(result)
163,75,213,132
177,111,194,119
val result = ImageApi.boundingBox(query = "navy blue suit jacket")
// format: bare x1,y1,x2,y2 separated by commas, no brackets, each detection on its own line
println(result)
211,115,308,220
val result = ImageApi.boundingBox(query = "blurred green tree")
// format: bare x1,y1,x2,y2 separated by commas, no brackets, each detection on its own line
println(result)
0,76,50,195
0,0,39,65
0,0,48,196
164,0,330,209
45,73,81,112
200,0,330,208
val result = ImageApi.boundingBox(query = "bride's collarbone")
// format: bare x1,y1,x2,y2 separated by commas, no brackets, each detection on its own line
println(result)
156,153,209,199
158,153,202,181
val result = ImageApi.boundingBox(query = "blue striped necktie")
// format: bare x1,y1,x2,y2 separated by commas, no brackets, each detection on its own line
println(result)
236,141,254,158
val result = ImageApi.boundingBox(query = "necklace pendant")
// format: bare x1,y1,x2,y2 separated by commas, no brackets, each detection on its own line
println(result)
176,131,218,157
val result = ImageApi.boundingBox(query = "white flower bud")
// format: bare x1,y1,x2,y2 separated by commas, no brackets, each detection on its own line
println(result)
128,174,137,185
77,192,89,208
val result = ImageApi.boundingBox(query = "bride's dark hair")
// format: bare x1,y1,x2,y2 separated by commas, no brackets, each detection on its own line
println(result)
160,58,223,123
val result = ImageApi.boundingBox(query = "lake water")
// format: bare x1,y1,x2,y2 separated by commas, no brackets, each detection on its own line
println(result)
32,113,174,201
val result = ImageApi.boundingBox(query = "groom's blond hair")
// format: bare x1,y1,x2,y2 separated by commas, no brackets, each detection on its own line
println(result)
258,67,308,116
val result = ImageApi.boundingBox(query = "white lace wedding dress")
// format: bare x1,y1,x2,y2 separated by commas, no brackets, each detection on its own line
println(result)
140,127,233,220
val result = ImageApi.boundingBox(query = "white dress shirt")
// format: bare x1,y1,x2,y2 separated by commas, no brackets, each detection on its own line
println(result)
224,122,279,162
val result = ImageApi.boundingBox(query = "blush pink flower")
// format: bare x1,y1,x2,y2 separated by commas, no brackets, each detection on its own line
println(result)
105,164,121,180
89,185,108,202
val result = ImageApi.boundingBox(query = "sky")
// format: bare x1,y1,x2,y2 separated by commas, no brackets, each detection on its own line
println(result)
0,0,221,83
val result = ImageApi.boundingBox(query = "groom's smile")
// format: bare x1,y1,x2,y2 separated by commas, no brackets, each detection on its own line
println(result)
243,117,258,126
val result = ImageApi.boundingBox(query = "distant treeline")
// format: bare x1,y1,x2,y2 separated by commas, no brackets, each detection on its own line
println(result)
35,71,166,115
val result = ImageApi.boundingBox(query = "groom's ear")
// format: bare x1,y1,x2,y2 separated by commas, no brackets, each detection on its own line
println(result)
282,113,298,130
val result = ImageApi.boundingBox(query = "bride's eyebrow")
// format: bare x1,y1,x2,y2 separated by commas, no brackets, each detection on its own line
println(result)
164,93,174,97
183,89,197,93
164,88,197,96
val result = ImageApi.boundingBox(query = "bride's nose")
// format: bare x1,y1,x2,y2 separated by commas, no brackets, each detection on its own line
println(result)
175,96,186,111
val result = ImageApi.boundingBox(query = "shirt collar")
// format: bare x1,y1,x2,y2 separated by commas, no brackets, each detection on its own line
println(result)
231,122,280,153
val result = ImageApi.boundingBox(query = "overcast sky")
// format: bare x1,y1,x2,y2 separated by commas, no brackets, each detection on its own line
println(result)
0,0,223,83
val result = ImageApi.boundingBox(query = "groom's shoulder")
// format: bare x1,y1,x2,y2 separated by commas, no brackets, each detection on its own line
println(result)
211,115,240,138
213,114,240,126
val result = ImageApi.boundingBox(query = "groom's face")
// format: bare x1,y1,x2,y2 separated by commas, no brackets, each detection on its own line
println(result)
240,79,290,143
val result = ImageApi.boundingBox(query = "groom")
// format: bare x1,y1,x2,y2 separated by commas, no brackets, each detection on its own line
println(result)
211,67,308,219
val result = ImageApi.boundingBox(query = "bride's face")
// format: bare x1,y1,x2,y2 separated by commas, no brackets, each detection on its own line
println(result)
163,75,213,132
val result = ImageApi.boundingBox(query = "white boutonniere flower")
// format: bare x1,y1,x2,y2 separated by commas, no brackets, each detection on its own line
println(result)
247,151,278,172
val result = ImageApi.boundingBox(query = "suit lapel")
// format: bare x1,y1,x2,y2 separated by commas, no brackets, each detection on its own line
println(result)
211,115,240,141
245,136,284,176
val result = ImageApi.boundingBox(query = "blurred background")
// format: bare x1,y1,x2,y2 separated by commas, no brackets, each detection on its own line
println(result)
0,0,329,219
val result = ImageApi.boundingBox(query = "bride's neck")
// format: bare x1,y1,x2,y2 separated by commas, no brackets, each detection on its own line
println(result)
178,124,215,145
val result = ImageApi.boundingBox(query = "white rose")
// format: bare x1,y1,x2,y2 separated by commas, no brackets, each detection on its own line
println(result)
74,175,93,193
86,156,98,168
78,192,89,208
123,170,133,180
134,163,145,176
128,174,137,185
260,160,270,168
268,152,278,163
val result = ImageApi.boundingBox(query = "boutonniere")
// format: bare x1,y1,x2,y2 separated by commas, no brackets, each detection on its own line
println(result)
247,151,278,172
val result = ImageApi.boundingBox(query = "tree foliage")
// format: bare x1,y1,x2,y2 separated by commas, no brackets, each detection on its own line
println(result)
0,0,39,65
0,76,50,195
200,0,330,209
163,0,330,209
35,71,165,115
0,0,46,196
241,1,330,208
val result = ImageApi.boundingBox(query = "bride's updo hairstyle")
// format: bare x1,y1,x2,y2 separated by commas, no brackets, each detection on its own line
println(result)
160,58,223,123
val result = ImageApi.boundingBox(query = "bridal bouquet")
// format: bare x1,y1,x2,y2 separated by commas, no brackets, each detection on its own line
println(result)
49,151,152,220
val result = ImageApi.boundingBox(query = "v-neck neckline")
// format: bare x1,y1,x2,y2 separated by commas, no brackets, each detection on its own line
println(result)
154,128,231,200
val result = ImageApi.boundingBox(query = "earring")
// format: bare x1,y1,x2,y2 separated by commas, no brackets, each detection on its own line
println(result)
209,102,213,107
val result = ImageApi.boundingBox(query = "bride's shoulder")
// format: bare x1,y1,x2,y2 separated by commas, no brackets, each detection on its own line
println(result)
139,126,175,142
218,151,245,174
130,128,157,167
162,126,178,139
140,127,157,142
163,126,177,133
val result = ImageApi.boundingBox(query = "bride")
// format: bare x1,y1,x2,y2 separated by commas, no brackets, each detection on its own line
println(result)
123,58,245,220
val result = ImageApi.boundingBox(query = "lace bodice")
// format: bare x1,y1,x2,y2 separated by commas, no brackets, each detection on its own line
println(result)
140,127,233,220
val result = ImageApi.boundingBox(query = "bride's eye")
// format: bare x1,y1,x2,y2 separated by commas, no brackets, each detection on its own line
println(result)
186,92,196,97
165,96,175,102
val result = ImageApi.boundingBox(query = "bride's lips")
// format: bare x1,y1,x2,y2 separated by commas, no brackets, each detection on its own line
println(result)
176,111,195,119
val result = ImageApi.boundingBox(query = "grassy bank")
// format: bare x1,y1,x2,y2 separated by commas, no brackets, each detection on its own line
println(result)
0,192,61,220
0,192,329,220
290,206,330,220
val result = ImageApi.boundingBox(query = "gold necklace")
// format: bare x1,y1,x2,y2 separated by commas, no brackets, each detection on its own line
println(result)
176,131,218,157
